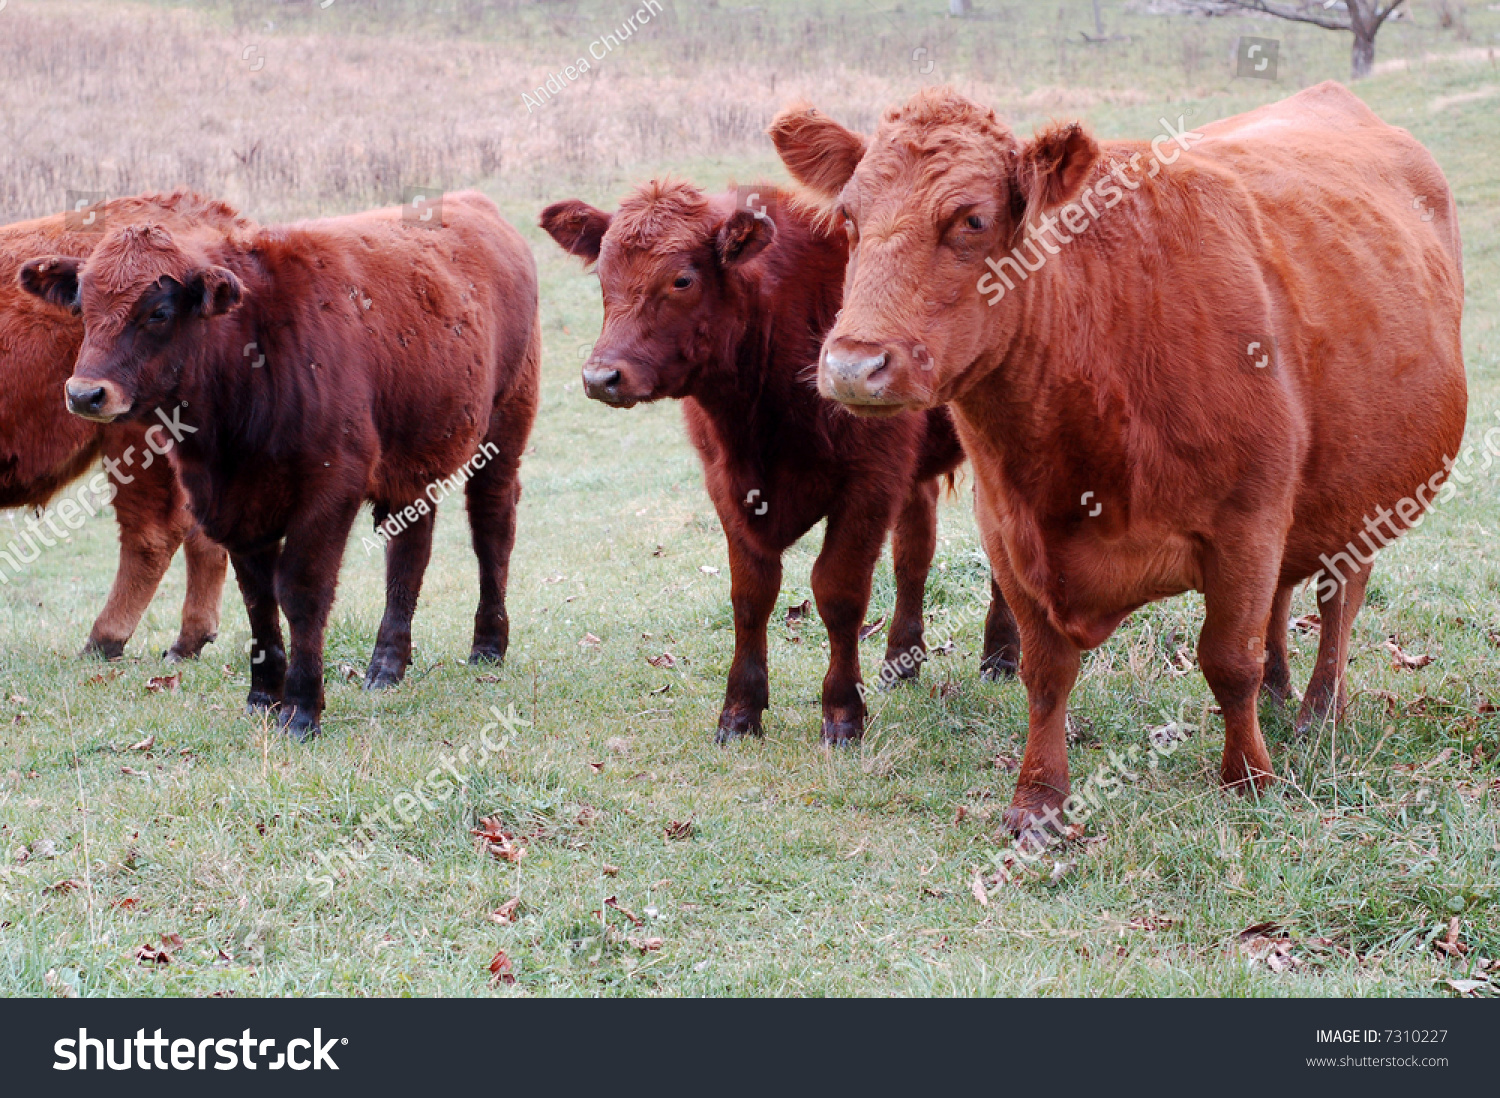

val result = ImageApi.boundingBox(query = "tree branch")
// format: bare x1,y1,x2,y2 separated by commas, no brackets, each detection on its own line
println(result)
1213,0,1351,32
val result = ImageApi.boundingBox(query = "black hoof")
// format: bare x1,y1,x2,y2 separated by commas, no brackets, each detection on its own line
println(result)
715,710,764,745
363,655,407,690
81,638,126,661
279,706,321,743
246,690,281,713
980,655,1019,682
468,646,505,666
820,719,864,747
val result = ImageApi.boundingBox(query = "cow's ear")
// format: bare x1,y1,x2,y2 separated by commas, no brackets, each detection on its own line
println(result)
184,266,243,318
1017,121,1099,213
768,104,867,199
715,209,776,268
540,200,611,264
17,256,83,314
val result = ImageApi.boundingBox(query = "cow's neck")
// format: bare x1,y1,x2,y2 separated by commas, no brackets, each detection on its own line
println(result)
685,271,832,470
954,245,1136,602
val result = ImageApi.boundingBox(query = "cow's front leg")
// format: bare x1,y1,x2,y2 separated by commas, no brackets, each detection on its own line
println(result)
1198,545,1279,792
716,534,781,743
275,496,361,740
812,498,888,745
365,503,435,689
999,576,1080,841
231,545,287,713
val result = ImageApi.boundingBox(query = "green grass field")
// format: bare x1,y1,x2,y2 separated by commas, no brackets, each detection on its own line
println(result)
1,0,1498,997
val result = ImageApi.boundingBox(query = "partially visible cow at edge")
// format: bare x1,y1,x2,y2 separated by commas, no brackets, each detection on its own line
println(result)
19,191,541,739
770,83,1466,830
541,181,1017,744
2,195,228,661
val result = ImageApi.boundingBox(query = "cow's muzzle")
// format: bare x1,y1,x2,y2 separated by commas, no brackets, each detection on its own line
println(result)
64,378,130,422
582,362,639,408
820,339,903,408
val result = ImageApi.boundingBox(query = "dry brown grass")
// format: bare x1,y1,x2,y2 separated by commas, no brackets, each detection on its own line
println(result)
0,1,1213,225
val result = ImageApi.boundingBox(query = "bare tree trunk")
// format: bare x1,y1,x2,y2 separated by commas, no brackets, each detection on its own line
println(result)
950,0,972,15
1351,24,1377,79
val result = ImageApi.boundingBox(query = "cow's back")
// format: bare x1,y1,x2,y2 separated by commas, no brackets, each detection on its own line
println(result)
1189,82,1466,579
254,191,539,508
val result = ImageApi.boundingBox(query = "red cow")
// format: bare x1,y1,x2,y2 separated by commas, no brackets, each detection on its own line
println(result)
20,191,541,739
541,181,1016,743
2,195,227,660
770,83,1466,832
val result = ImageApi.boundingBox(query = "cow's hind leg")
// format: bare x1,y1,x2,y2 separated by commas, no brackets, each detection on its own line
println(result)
881,477,938,685
812,496,888,744
1296,560,1372,735
274,497,361,740
232,545,287,714
365,504,436,689
166,524,228,662
980,577,1021,680
1258,581,1295,706
1198,547,1278,794
716,534,781,743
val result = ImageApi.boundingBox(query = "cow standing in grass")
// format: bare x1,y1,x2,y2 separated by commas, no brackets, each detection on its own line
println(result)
542,181,1017,744
770,83,1466,830
20,190,541,739
2,194,228,661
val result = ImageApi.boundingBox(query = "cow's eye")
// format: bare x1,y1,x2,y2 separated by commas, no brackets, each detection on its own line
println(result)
146,306,172,325
964,214,986,232
671,274,693,291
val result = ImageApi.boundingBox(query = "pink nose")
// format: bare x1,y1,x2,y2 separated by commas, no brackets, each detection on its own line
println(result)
820,340,891,403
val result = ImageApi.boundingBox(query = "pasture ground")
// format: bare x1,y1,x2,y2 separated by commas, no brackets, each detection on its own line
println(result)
1,0,1498,996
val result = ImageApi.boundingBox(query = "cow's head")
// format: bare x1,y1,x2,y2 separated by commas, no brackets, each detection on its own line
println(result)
770,89,1098,411
540,181,775,407
18,223,242,422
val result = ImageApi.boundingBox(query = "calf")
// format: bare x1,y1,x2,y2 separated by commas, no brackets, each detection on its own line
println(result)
542,181,1017,744
2,195,227,660
20,191,541,738
771,84,1466,829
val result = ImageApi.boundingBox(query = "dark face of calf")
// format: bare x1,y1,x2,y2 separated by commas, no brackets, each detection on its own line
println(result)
540,185,774,408
18,227,242,423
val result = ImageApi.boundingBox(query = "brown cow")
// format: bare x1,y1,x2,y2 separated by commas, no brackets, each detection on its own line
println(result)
771,83,1466,832
19,190,541,739
541,181,1017,744
2,195,228,661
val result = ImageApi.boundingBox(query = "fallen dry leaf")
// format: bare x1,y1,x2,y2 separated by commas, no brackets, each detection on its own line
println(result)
487,948,516,986
858,615,887,641
128,734,155,752
120,766,147,778
588,761,604,772
993,753,1020,773
604,895,644,927
470,818,527,863
161,932,184,950
1442,977,1489,997
699,565,719,575
474,673,501,684
489,898,520,925
1384,638,1433,671
971,872,989,907
1292,614,1321,633
132,943,172,966
110,897,141,910
602,864,620,877
785,599,810,625
44,878,83,895
627,936,664,953
646,652,676,669
579,633,602,649
664,819,694,841
43,969,76,998
146,673,180,694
